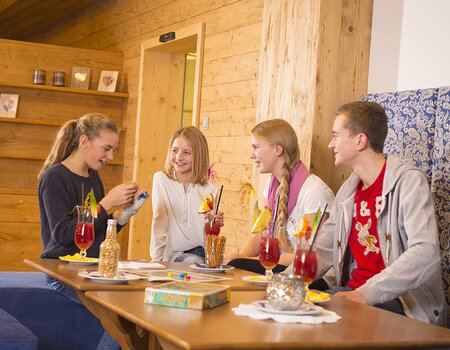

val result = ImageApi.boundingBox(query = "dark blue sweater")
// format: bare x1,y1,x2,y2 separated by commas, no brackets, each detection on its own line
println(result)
38,164,120,259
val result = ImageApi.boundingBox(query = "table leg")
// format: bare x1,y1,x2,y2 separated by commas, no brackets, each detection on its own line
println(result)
78,292,149,350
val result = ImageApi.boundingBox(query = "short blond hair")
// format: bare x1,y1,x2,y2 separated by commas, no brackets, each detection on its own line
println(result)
164,126,209,185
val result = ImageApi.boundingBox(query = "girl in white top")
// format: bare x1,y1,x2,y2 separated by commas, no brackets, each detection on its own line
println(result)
150,126,223,263
225,119,334,268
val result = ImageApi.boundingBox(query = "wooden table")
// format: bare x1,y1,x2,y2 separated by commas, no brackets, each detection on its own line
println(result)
85,290,450,350
23,257,265,349
23,258,265,291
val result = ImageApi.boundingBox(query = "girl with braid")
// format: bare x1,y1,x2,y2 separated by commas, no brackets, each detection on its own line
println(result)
226,119,334,274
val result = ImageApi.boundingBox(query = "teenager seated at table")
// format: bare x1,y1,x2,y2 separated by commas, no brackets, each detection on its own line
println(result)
312,101,446,325
38,113,147,349
224,119,334,274
150,126,224,264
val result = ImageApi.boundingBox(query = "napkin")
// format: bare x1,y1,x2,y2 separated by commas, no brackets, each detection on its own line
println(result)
118,261,165,270
232,303,341,324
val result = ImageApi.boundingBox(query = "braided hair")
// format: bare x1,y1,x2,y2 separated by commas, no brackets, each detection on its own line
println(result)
252,119,300,252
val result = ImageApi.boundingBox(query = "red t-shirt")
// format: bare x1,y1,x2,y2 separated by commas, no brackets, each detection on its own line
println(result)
348,162,386,289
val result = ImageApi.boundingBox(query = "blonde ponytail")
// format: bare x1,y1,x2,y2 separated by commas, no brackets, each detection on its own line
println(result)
38,113,118,181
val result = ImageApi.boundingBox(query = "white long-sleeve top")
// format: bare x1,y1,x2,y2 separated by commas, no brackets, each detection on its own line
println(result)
150,171,218,262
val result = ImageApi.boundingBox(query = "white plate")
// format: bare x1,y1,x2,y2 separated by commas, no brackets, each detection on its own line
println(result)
242,275,269,285
190,264,235,273
78,270,141,284
59,256,99,265
250,300,323,316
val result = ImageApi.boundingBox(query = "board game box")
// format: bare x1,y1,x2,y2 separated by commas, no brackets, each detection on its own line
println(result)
144,281,230,310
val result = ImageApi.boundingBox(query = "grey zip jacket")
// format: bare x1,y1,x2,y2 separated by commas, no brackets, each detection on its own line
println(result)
316,157,446,325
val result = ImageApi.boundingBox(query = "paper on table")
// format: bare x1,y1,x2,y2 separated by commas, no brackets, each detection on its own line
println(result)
118,261,165,270
232,303,341,324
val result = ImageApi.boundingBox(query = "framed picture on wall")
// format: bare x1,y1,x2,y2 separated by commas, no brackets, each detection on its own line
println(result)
70,67,91,89
0,94,19,118
98,71,119,92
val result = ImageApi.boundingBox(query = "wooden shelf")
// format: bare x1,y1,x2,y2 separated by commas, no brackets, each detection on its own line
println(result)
0,117,62,127
0,117,126,132
0,81,128,98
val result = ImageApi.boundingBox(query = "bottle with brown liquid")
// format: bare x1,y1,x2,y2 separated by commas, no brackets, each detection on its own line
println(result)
98,219,120,278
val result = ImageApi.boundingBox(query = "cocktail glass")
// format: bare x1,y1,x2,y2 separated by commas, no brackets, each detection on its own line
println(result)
74,205,95,259
204,217,224,268
293,236,318,289
258,228,281,280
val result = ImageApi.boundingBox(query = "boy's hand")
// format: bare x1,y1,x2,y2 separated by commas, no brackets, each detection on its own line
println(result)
335,290,368,304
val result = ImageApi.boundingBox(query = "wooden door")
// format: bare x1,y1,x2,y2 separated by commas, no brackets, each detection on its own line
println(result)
128,23,205,260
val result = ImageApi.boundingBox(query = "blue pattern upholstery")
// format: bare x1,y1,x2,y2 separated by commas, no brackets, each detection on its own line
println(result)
0,272,104,350
362,87,450,327
0,308,37,350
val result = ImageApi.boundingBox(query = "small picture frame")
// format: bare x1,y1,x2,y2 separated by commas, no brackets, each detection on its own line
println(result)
0,94,19,118
98,71,119,92
70,67,91,90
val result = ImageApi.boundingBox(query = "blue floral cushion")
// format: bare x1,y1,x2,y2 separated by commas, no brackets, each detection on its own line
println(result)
361,88,437,182
362,87,450,326
435,86,450,316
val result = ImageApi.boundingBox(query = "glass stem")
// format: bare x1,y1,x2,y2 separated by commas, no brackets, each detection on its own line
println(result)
265,268,274,281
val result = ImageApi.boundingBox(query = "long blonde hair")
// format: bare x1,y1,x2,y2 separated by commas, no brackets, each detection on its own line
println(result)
252,119,300,251
38,113,118,181
164,126,209,185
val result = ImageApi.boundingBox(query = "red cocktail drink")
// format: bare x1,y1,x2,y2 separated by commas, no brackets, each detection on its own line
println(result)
204,220,221,235
74,205,95,259
293,249,317,284
259,236,281,272
74,222,94,251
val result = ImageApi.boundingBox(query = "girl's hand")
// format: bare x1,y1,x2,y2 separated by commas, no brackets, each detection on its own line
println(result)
204,211,224,227
133,188,146,200
100,183,138,211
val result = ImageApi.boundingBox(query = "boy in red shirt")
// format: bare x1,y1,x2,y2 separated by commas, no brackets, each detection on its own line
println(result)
315,101,445,325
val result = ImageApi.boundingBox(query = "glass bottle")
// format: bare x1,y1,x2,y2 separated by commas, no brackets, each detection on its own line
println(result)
98,219,120,278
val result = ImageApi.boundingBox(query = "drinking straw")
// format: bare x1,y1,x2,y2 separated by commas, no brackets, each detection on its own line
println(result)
309,203,328,251
213,185,224,223
270,195,280,238
215,185,223,215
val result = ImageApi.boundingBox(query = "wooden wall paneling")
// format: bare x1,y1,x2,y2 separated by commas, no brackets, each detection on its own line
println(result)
0,39,127,270
0,159,42,189
257,0,373,196
257,0,321,170
0,223,42,271
0,192,39,223
309,0,343,186
35,1,264,257
0,123,55,160
201,108,256,137
328,0,373,192
0,123,124,165
202,52,259,87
